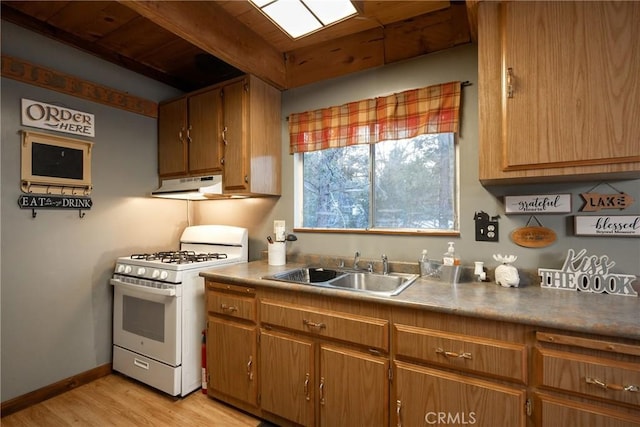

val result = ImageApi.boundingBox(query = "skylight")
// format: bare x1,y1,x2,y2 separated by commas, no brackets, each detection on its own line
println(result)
249,0,358,39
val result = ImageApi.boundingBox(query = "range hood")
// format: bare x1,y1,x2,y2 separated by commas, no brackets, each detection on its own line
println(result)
151,175,223,200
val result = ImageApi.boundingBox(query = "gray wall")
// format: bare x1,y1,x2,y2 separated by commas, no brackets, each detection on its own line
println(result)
199,43,640,275
1,23,186,401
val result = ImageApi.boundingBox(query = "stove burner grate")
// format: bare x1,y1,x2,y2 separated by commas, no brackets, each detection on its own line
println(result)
129,251,229,264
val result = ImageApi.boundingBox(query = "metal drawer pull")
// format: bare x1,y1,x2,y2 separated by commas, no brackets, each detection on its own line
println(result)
396,400,402,427
319,377,325,405
304,373,310,401
436,347,472,360
506,67,514,98
247,356,253,381
220,304,238,312
303,319,326,329
586,377,639,392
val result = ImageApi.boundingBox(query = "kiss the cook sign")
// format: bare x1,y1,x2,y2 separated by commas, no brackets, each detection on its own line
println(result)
539,249,638,297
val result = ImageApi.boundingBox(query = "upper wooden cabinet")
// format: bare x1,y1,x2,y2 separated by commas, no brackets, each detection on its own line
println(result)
221,75,282,196
478,1,640,184
158,87,223,178
157,74,281,196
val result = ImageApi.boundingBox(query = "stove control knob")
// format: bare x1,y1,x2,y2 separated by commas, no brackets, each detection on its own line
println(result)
117,264,125,273
151,270,160,279
137,268,146,276
124,266,132,274
160,271,169,280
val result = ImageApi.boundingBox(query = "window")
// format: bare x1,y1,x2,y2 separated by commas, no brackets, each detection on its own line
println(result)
290,82,461,234
296,133,457,232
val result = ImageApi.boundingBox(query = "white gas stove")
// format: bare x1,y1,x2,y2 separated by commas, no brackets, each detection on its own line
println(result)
111,225,248,396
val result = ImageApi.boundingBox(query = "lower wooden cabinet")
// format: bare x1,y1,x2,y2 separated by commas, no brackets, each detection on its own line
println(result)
260,330,315,426
259,296,390,427
319,345,389,427
260,330,389,427
395,361,527,427
533,331,640,427
205,281,258,411
207,318,258,407
204,279,639,426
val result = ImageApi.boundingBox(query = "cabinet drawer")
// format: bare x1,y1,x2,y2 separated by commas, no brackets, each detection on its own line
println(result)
394,324,527,383
535,347,640,407
534,392,640,427
260,299,388,351
207,291,256,322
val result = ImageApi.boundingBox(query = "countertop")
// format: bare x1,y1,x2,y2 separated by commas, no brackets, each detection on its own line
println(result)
201,260,640,341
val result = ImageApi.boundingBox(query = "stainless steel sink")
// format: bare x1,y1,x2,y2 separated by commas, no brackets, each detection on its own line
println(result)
263,267,418,296
267,267,345,283
328,272,417,295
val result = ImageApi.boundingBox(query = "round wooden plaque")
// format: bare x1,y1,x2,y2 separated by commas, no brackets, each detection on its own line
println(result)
510,226,557,248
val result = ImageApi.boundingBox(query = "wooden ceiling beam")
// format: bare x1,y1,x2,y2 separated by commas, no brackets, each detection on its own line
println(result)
119,0,287,89
0,3,193,91
285,28,385,89
285,4,471,89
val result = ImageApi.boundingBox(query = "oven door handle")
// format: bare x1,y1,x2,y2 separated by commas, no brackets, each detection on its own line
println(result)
110,279,176,297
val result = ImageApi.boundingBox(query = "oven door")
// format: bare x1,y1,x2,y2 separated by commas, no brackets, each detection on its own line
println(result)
111,278,181,366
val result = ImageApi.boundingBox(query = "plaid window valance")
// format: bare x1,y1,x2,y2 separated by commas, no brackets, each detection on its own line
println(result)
288,81,461,154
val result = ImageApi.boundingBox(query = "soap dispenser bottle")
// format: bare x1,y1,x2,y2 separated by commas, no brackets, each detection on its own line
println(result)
443,242,459,266
419,249,428,276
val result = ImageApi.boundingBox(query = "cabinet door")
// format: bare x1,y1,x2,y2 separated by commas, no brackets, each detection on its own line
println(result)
158,98,187,177
478,1,640,183
534,393,640,427
188,88,223,174
320,345,389,427
260,330,314,426
503,1,640,171
207,317,257,407
222,79,248,192
394,361,526,427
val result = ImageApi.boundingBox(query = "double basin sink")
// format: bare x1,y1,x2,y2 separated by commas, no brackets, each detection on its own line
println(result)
263,267,418,297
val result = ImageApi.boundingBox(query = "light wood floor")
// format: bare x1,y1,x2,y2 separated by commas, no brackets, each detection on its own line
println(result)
1,374,262,426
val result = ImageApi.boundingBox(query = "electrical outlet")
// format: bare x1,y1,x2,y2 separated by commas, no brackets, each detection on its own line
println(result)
473,211,500,242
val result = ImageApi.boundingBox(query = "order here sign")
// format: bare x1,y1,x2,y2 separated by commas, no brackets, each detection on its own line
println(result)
21,98,95,137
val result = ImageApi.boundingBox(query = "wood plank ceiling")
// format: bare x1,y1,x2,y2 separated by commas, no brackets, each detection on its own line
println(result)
1,0,474,92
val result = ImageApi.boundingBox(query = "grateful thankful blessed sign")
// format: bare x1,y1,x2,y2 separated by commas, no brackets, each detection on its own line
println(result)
505,194,571,214
574,215,640,237
539,249,638,297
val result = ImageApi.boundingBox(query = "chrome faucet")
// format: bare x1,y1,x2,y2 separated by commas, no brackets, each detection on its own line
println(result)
381,254,389,275
353,251,360,270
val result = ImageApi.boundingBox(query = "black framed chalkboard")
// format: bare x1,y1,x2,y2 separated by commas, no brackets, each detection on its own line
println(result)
21,131,93,195
32,142,84,180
